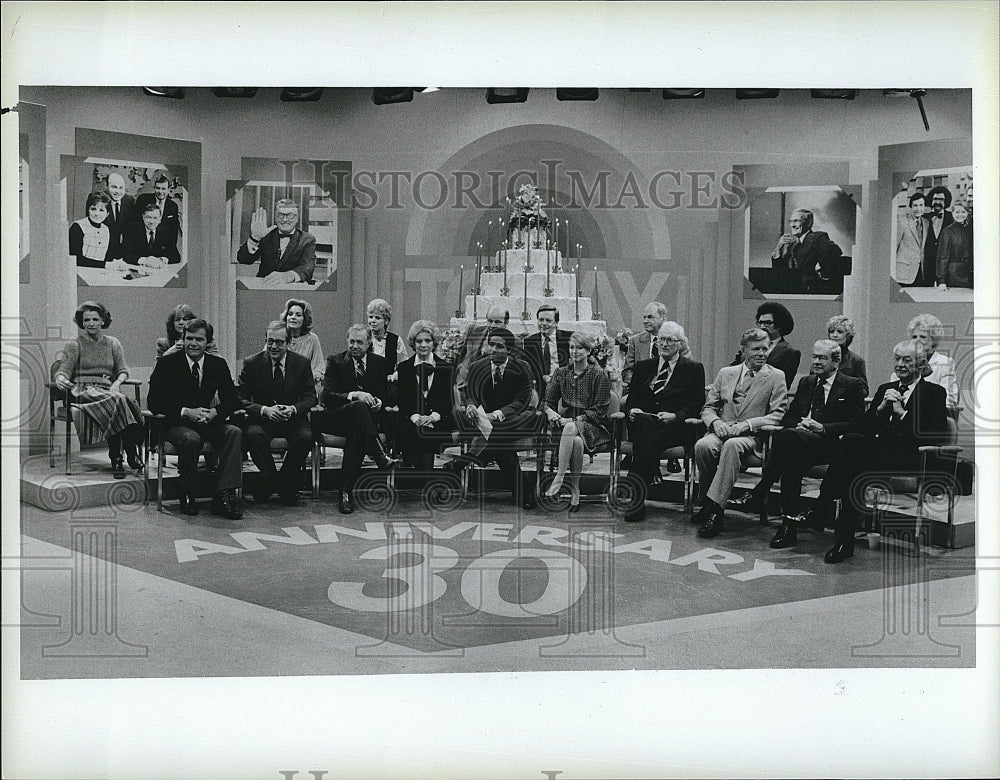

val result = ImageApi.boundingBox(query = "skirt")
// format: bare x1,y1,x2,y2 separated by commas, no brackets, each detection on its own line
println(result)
562,405,611,454
71,385,143,447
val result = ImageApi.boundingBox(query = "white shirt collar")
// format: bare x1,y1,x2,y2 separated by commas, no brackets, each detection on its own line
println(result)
416,355,435,366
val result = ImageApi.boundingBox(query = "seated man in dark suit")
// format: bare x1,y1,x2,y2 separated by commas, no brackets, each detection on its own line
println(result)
237,320,317,506
147,318,243,523
121,202,181,267
522,304,571,393
134,175,181,243
446,327,538,510
622,321,706,522
396,320,454,472
723,339,865,549
315,324,399,514
236,199,316,285
817,340,948,563
454,305,509,404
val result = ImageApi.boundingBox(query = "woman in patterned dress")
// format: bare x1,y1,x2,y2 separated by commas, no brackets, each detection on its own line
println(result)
542,331,611,511
53,301,144,478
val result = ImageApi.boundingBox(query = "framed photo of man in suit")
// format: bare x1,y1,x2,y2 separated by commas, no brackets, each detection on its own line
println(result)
228,157,351,292
890,166,973,301
744,185,858,298
62,156,189,288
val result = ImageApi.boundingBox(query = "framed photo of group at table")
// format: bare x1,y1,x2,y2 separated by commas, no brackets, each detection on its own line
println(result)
227,157,351,292
890,166,973,303
61,155,189,288
743,185,858,299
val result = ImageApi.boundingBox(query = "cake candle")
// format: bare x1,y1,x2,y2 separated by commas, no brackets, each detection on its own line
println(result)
456,264,464,317
574,260,580,321
522,263,529,319
594,265,600,318
565,219,570,266
546,241,551,289
525,218,531,270
554,217,559,271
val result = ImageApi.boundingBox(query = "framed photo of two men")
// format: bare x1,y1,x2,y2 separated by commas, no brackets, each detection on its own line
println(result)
63,155,190,288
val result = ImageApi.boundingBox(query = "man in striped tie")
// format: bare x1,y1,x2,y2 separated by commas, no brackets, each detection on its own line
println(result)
621,321,706,522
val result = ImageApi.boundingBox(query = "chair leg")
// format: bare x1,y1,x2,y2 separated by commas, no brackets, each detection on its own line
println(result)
65,410,72,475
312,443,320,499
49,405,56,469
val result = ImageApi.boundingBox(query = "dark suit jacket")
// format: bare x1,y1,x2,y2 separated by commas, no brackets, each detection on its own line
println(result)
864,378,948,455
321,351,390,410
732,338,800,389
236,350,317,420
625,356,706,421
105,195,135,260
838,347,868,396
121,220,180,264
147,351,240,428
134,194,181,239
922,211,954,285
464,356,536,433
522,330,572,387
368,331,402,370
236,227,317,281
396,356,454,421
781,371,866,438
795,230,843,292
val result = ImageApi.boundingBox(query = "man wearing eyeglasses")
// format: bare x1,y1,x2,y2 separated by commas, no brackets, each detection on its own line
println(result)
237,321,317,506
237,198,316,285
622,321,706,522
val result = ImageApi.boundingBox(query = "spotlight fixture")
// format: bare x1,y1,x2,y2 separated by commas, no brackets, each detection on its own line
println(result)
736,89,779,99
486,88,529,104
372,88,415,105
281,88,324,102
909,89,930,132
212,87,259,98
141,87,185,99
810,89,857,100
662,89,705,99
556,88,599,101
419,87,440,94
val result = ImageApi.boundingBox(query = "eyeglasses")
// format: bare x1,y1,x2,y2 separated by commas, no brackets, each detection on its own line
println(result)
756,319,775,326
657,337,680,345
275,212,298,221
264,338,286,347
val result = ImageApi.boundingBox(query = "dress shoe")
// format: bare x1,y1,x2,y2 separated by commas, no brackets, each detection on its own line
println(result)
126,453,144,472
665,458,682,474
179,494,199,516
111,458,126,479
210,489,244,522
769,517,798,549
521,492,537,511
727,488,765,514
691,500,717,525
338,490,355,515
696,510,725,538
824,541,855,564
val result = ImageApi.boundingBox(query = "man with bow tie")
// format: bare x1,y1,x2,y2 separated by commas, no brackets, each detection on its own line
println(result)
236,199,316,285
621,321,706,523
395,320,455,472
693,327,788,538
237,321,317,506
726,339,866,548
316,324,399,514
816,340,948,563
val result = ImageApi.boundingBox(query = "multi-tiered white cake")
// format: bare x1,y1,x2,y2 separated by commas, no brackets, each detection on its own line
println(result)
450,247,607,338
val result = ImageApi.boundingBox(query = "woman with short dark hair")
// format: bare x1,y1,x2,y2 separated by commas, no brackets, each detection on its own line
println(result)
69,192,112,268
53,301,144,478
156,303,219,362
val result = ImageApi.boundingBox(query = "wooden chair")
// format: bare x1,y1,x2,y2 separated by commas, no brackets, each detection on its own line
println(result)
46,360,142,474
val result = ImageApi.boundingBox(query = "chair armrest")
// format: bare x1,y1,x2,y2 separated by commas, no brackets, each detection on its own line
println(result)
122,379,141,386
609,411,626,422
760,424,783,433
918,445,963,455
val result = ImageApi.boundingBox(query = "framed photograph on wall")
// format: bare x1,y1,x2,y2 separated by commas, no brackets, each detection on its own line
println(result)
744,185,858,298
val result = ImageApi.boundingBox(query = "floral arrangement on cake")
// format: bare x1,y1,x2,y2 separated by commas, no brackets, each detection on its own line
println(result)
614,328,633,352
510,183,551,230
591,333,614,368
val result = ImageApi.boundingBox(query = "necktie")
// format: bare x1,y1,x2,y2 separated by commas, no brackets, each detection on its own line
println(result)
417,362,431,394
355,359,366,387
147,231,155,248
493,365,502,387
651,341,659,359
652,361,670,394
112,203,119,222
273,361,283,392
542,336,552,376
916,217,924,243
809,378,826,421
734,369,754,401
190,360,200,387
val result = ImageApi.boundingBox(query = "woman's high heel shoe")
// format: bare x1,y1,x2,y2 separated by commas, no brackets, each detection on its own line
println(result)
568,501,581,513
544,478,566,498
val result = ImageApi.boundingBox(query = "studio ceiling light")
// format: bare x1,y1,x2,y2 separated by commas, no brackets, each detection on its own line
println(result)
735,89,779,99
372,88,415,105
486,88,529,104
556,88,599,101
662,89,705,99
212,88,259,98
281,88,324,102
141,87,185,99
810,89,857,100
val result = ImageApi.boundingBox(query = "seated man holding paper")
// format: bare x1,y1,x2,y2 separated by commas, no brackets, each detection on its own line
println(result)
445,327,538,510
622,321,706,522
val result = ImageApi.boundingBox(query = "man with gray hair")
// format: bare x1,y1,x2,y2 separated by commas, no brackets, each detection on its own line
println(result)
316,324,399,514
237,198,316,284
770,208,843,294
816,340,948,563
103,172,135,260
622,301,668,391
732,339,866,550
621,321,706,522
237,320,317,506
692,327,788,538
